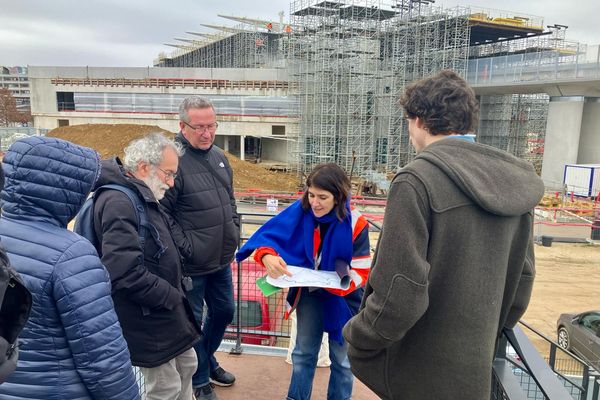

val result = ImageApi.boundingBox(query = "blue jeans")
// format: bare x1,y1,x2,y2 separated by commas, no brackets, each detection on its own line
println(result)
187,266,235,388
287,290,353,400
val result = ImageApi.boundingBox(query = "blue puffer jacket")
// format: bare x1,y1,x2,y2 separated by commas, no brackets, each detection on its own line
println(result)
0,137,140,400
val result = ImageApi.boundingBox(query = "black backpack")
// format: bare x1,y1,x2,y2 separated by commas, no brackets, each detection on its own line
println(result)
74,184,149,258
0,246,32,384
73,184,174,314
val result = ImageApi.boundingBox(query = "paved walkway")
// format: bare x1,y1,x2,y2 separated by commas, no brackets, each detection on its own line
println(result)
211,351,378,399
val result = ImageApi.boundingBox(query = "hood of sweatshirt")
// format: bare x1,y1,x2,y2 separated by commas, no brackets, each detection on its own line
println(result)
415,138,544,217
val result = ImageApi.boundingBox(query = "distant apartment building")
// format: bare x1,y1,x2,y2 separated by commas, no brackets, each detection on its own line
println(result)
1,66,31,114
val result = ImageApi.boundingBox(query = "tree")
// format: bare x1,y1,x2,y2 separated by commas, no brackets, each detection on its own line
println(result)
0,87,22,127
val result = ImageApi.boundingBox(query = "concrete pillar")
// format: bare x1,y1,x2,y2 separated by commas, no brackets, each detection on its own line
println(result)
240,135,245,161
577,97,600,164
223,136,229,153
541,96,584,188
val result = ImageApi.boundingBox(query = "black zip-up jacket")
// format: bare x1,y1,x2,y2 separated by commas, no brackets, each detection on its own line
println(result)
93,158,200,368
160,133,240,276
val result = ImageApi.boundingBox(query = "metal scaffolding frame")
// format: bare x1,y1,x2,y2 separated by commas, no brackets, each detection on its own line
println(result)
288,0,471,176
154,3,567,178
157,28,281,69
478,93,549,174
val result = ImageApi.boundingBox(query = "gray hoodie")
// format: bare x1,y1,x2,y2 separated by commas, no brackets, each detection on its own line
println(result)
343,139,544,400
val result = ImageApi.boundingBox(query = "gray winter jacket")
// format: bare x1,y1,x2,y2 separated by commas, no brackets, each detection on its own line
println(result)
343,139,544,400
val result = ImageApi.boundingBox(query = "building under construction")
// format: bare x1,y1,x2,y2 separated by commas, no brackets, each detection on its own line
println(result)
153,1,588,178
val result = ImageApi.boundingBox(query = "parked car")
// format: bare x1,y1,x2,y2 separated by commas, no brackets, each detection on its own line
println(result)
225,261,277,346
557,311,600,369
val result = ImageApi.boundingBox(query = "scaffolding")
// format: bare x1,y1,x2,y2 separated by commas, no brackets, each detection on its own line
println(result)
477,93,549,174
154,3,566,178
288,0,471,177
156,26,281,69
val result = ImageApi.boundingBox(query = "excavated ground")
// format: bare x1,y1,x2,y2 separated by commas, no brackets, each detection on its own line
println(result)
48,124,300,192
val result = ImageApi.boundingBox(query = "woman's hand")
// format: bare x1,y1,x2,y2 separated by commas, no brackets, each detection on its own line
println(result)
262,254,292,278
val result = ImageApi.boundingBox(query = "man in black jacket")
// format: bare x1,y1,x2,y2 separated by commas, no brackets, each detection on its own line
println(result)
93,133,201,400
161,97,238,400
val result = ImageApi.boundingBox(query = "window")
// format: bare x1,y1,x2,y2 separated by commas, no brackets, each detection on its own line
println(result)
580,313,600,335
272,125,285,136
58,119,70,127
57,92,75,111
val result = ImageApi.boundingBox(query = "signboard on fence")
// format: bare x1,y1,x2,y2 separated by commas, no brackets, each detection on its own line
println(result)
266,198,278,212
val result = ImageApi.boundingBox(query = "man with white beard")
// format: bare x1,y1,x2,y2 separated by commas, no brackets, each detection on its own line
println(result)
91,133,201,400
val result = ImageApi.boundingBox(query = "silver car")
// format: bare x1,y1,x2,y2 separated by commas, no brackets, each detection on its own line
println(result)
557,311,600,369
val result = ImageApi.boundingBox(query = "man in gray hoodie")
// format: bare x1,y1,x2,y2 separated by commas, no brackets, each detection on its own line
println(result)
343,70,545,400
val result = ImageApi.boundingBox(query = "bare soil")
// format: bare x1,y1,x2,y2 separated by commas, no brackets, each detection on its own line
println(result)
48,124,301,191
523,243,600,353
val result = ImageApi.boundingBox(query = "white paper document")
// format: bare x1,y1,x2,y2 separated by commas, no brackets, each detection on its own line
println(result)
266,265,350,290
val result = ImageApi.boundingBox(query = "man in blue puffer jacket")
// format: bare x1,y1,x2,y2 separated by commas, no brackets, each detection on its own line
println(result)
0,136,140,400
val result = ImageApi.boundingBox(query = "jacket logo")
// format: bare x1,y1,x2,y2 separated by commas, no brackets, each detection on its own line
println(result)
219,162,225,168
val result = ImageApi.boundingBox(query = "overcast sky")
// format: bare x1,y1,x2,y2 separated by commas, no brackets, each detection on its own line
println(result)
1,0,599,68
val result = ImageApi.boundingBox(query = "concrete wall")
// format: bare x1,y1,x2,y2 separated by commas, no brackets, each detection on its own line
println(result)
28,66,298,165
541,97,584,187
34,114,180,131
578,98,600,165
28,66,290,81
261,138,291,163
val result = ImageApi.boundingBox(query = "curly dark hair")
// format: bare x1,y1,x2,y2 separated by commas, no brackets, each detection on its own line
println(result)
400,70,479,136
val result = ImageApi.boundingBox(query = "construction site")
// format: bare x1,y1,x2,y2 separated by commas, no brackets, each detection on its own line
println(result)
26,0,597,240
153,0,589,181
25,0,600,197
3,1,599,399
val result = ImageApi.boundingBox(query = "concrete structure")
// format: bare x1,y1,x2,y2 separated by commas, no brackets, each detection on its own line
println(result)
541,97,585,188
154,1,594,181
1,66,30,114
471,45,600,187
28,66,297,163
537,97,600,187
27,2,600,182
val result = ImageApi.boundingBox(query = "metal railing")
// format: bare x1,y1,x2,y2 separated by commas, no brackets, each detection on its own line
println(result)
0,127,49,151
493,322,599,400
468,45,600,86
228,210,293,354
225,208,382,355
219,207,600,400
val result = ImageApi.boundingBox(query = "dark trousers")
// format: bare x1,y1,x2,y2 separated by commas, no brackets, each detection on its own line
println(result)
187,266,235,387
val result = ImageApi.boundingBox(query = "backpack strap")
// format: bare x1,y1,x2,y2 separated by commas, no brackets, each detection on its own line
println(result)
94,184,149,262
95,184,166,261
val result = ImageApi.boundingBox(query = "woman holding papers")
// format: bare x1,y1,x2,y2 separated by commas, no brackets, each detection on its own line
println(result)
236,163,371,400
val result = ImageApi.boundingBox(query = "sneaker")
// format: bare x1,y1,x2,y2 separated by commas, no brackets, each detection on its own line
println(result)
210,366,235,387
194,383,218,400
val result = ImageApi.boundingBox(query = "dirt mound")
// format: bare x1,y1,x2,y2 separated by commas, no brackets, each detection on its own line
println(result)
225,153,300,192
48,124,299,192
48,124,174,159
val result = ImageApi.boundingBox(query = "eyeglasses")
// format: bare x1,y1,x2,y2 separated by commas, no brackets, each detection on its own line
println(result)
183,121,219,132
156,167,177,180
